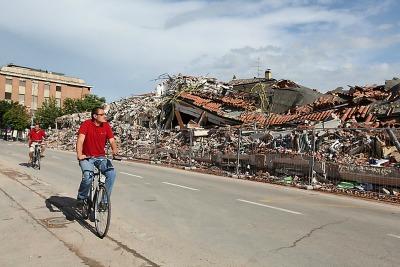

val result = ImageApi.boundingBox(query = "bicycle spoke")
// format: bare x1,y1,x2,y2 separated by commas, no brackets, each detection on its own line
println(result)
94,185,111,238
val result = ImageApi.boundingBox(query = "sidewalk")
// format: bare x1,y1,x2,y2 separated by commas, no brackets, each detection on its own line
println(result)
0,173,85,267
0,164,152,267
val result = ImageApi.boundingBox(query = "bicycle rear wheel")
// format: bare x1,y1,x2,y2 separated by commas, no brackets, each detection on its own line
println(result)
94,184,111,238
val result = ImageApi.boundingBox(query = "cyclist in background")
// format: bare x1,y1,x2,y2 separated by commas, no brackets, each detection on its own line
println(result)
76,107,119,207
28,122,46,165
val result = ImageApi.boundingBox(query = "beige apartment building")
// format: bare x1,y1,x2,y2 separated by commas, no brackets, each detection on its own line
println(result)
0,64,91,113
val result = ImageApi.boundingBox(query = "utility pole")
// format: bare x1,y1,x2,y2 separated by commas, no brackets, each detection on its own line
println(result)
251,57,262,78
189,129,193,167
236,128,242,176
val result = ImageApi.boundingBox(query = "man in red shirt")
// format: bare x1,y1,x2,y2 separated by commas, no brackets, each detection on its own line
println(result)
28,122,46,164
76,107,118,206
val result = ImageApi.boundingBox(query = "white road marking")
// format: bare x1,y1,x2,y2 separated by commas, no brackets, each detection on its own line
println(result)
120,172,143,179
237,199,303,215
162,182,199,191
387,234,400,239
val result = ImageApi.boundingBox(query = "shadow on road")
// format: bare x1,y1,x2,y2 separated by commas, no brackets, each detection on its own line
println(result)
19,162,31,168
45,195,97,236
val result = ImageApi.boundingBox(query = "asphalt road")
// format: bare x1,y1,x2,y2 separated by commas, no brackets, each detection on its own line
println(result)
0,140,399,267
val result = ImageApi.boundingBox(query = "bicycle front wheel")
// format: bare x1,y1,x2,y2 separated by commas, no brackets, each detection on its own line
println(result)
37,154,41,170
94,185,111,238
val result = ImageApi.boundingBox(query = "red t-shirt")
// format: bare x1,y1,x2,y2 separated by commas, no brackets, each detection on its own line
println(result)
29,129,46,142
78,119,114,157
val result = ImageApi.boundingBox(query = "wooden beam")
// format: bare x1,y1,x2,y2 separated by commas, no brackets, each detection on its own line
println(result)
175,102,240,126
174,110,185,129
163,109,175,129
198,111,208,126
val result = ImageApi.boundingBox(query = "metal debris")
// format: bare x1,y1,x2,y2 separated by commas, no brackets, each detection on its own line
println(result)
45,75,400,204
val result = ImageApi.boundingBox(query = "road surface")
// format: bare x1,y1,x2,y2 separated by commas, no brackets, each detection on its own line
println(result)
0,140,399,266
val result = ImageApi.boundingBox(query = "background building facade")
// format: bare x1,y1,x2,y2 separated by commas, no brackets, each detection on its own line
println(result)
0,64,91,112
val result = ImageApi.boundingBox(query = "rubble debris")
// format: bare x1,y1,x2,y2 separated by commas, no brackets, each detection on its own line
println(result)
337,181,355,189
107,94,162,128
45,74,400,204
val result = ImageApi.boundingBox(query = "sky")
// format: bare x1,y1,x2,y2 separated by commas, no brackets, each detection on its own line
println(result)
0,0,399,102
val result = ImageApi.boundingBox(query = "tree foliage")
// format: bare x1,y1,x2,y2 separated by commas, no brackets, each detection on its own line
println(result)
63,98,79,114
63,94,106,115
2,103,30,130
0,100,19,128
34,97,63,129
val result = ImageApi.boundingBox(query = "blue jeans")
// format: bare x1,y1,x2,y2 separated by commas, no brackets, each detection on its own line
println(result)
77,157,116,201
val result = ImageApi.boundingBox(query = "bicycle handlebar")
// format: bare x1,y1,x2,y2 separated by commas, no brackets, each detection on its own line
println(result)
112,156,122,161
80,155,122,161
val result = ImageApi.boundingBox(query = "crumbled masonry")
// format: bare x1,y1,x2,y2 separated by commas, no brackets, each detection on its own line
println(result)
47,75,400,204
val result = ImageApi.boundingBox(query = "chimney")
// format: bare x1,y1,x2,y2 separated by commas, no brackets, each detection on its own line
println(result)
265,69,272,79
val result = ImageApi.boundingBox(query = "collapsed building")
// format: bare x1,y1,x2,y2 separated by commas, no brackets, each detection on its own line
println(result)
155,74,400,130
156,72,322,129
46,74,400,203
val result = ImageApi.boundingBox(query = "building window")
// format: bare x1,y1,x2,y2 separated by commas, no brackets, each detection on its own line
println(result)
32,96,38,109
55,85,62,107
31,81,38,110
44,83,50,103
5,92,12,100
5,78,12,100
19,94,25,104
18,80,26,105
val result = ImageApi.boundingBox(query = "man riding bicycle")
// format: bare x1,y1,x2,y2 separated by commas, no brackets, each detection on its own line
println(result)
28,122,46,165
76,107,119,208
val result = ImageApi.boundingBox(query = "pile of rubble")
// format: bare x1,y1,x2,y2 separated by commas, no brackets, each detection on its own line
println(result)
249,128,400,167
157,74,232,97
275,78,400,128
107,94,162,127
44,74,400,203
46,112,90,150
158,74,323,129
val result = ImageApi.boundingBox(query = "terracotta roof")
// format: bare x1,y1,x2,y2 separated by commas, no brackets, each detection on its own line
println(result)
220,95,255,110
273,80,300,89
178,82,384,127
180,92,222,114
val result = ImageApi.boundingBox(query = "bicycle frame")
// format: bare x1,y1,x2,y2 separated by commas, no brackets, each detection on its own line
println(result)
34,144,41,157
80,156,120,238
32,144,41,169
88,166,106,208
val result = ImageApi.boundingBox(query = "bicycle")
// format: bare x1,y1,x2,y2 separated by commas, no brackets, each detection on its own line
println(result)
80,157,120,238
31,143,41,170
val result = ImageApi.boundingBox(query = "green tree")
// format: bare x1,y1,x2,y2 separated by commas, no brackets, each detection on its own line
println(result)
79,94,106,111
63,94,106,115
35,97,63,129
3,104,30,130
63,98,79,114
0,100,18,128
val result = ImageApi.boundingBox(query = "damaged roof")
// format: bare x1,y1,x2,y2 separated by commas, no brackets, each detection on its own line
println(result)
159,74,400,129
